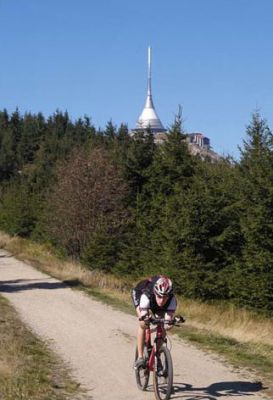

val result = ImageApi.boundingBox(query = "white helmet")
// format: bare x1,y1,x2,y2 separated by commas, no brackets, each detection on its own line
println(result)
154,276,173,297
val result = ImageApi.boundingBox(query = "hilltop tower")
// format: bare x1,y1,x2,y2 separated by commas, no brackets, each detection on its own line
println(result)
134,47,166,133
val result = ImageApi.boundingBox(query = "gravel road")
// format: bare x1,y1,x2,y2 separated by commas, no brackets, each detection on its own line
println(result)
0,249,268,399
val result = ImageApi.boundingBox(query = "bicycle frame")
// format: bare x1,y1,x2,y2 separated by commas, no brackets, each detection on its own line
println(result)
145,321,165,371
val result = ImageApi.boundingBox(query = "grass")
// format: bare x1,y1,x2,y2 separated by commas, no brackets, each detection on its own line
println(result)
1,231,273,397
176,325,273,376
0,295,88,400
179,297,273,346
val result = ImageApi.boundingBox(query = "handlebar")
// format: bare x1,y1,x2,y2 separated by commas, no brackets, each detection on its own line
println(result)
139,315,186,326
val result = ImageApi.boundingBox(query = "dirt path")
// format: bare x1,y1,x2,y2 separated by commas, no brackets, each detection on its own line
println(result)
0,249,268,399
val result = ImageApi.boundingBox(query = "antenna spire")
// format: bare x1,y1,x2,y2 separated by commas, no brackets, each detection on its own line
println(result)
135,46,166,132
148,46,151,96
145,46,154,108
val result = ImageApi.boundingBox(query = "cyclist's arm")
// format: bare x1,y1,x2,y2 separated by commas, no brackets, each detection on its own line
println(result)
164,296,177,330
164,312,174,330
137,294,151,329
139,293,150,317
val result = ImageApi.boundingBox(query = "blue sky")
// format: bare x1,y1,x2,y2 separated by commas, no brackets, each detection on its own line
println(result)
0,0,273,158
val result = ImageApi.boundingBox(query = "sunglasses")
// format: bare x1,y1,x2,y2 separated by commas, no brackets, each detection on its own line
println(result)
156,293,169,299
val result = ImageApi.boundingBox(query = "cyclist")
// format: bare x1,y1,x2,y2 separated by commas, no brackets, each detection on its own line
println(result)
131,275,177,369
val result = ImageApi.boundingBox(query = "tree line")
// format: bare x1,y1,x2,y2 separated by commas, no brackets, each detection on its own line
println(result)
0,108,273,314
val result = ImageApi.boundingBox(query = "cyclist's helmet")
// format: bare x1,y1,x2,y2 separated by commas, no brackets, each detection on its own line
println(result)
153,276,173,297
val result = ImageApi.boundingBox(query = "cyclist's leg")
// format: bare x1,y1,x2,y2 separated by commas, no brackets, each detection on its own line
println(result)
136,306,146,359
132,289,146,364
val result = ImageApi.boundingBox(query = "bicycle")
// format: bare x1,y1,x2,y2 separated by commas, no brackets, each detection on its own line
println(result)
134,315,185,400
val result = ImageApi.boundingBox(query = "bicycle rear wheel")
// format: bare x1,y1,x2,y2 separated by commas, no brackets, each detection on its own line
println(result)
153,346,173,400
135,344,150,390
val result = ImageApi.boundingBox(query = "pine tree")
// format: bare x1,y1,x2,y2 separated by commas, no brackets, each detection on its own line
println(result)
172,159,242,299
17,112,46,165
123,129,156,201
145,109,195,197
232,112,273,311
0,109,22,180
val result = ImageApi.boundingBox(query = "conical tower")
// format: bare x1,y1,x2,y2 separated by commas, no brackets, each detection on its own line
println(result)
135,47,166,132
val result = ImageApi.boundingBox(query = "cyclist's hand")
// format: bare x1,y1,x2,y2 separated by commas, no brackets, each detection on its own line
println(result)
144,315,152,326
174,315,186,324
164,315,185,329
164,320,174,330
138,314,151,326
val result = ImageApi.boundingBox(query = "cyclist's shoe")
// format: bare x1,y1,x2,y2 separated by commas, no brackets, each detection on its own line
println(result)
156,358,164,376
134,357,145,369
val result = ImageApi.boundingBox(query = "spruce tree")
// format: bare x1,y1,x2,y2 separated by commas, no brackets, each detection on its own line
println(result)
233,112,273,311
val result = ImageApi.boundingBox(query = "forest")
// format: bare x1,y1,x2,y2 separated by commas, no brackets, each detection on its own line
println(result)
0,108,273,314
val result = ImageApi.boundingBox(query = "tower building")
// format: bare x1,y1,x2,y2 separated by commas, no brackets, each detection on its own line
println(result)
131,47,220,161
134,47,166,133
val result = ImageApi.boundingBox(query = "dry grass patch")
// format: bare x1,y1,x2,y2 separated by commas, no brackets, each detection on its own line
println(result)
0,360,14,378
178,298,273,347
0,231,13,248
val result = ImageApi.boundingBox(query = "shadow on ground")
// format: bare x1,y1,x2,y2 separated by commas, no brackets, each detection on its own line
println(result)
170,380,266,399
0,278,81,292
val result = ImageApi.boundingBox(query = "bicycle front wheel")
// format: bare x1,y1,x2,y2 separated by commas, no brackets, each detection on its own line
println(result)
135,344,150,391
153,346,173,400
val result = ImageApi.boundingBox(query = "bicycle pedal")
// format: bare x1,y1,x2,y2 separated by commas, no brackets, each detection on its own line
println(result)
134,364,147,371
